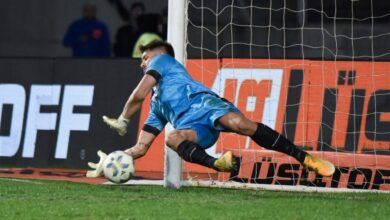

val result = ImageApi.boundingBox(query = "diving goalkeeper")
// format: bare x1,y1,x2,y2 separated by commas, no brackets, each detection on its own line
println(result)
87,41,335,177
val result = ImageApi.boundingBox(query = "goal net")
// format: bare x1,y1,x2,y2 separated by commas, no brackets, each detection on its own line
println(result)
175,0,390,192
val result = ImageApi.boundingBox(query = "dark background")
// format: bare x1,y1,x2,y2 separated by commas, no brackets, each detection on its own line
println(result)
1,0,390,60
0,0,168,57
187,0,390,60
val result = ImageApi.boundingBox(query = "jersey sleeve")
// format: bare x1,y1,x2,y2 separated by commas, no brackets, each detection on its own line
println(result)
143,109,167,136
144,55,168,82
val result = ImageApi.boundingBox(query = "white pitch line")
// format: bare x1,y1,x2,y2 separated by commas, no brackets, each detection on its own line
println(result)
182,180,390,194
103,179,164,185
105,179,390,194
0,178,44,185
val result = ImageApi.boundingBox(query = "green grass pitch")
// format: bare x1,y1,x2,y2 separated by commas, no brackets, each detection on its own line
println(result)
0,178,389,220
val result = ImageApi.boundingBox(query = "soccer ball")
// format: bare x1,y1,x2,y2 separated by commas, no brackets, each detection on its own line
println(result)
103,151,134,183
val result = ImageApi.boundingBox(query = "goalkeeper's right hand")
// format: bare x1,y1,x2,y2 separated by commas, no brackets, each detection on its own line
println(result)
86,150,107,178
102,115,129,136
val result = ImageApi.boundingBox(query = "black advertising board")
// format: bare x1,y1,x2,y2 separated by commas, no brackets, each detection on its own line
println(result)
0,58,143,167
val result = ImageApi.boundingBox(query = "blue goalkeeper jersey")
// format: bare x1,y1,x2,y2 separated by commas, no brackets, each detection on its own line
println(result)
143,54,240,147
144,54,218,131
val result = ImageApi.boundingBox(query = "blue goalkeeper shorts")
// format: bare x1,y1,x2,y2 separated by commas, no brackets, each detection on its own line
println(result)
175,93,240,148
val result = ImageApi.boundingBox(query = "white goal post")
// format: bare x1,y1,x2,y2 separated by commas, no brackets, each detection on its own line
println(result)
164,0,187,188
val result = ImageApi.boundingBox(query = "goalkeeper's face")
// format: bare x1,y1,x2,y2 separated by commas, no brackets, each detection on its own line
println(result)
141,48,166,72
140,50,156,72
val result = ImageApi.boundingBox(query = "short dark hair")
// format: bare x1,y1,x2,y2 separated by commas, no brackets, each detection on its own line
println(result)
140,41,175,57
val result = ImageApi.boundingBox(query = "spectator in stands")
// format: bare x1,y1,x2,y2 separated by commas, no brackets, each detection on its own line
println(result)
113,2,145,57
132,13,164,58
63,3,111,57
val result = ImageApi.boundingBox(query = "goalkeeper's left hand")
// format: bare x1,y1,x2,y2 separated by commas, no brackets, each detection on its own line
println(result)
86,150,107,178
102,115,129,136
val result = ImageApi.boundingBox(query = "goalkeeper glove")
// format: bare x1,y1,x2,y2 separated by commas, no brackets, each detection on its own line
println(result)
86,150,107,178
102,115,129,136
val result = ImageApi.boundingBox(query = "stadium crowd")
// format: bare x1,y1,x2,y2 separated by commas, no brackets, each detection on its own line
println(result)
63,1,167,58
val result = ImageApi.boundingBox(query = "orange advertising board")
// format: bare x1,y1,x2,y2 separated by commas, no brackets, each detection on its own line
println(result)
219,149,390,190
135,58,390,190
